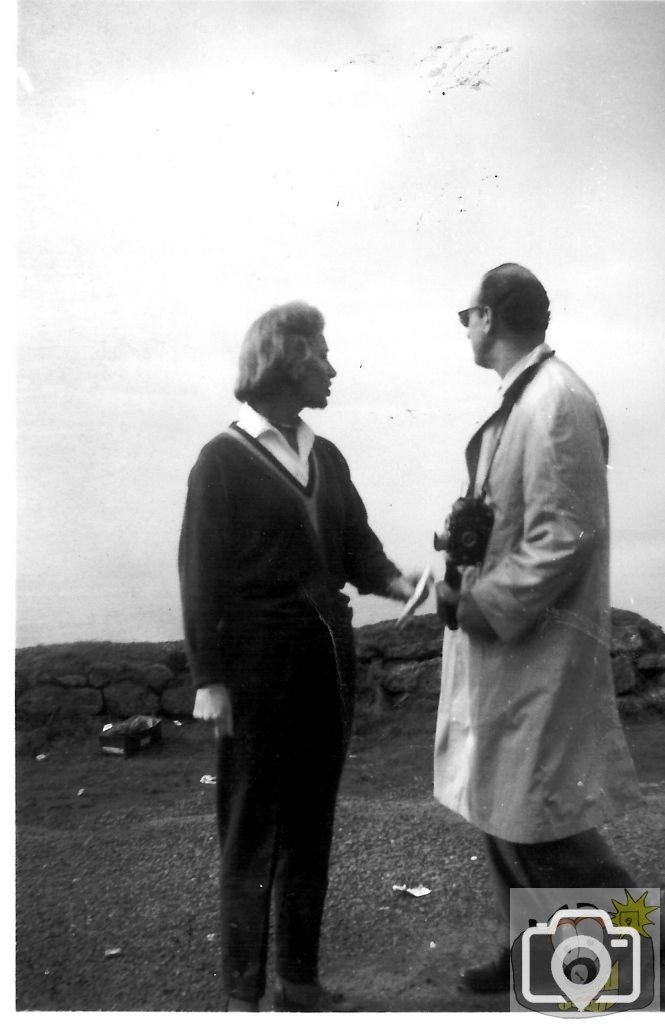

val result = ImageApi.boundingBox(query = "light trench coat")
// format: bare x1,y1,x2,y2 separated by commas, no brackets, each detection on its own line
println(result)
433,351,641,843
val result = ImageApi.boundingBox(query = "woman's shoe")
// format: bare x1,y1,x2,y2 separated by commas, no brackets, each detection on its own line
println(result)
222,996,260,1011
273,979,350,1012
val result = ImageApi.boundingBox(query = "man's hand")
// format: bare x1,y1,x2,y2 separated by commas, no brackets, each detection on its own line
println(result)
457,590,498,640
435,580,460,624
193,684,234,738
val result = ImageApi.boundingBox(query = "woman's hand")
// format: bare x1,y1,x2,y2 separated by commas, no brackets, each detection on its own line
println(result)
387,570,431,608
193,684,234,738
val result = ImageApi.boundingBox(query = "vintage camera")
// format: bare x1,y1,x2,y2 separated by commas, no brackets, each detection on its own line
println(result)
434,497,494,630
434,496,494,566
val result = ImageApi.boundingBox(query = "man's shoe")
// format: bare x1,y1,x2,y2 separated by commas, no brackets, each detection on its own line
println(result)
273,979,350,1012
459,949,511,993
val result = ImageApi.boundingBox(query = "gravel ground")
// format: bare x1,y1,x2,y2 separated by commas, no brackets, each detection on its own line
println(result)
15,710,665,1012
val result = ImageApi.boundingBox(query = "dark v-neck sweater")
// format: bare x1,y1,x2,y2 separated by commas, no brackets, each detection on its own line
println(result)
178,425,400,690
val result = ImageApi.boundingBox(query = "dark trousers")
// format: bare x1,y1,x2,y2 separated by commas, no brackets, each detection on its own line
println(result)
485,829,635,949
215,623,347,1003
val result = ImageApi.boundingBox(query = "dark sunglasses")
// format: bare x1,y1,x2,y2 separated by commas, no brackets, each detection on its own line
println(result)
458,306,484,328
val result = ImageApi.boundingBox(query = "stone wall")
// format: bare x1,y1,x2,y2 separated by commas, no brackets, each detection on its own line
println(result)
15,609,665,751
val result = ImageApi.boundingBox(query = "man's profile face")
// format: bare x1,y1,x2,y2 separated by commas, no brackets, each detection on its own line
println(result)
294,333,337,409
465,288,493,369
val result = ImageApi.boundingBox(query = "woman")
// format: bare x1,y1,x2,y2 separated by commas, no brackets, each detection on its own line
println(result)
179,302,421,1011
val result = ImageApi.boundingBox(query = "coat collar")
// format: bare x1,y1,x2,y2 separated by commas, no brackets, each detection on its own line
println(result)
498,342,552,398
465,348,555,495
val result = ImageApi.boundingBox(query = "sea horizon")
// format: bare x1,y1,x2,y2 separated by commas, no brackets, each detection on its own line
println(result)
14,580,665,650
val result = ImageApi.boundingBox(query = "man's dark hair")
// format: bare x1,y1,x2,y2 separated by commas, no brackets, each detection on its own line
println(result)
480,263,551,335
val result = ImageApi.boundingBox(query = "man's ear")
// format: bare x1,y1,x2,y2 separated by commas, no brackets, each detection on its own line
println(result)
482,305,493,334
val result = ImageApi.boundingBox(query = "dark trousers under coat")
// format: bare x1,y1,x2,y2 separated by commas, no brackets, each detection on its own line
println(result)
485,829,636,949
215,621,348,1003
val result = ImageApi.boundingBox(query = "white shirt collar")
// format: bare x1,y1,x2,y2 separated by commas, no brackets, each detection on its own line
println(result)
498,342,552,397
235,406,316,484
236,405,314,446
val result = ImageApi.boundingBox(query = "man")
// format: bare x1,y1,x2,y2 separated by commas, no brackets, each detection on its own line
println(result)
434,264,641,992
179,301,420,1011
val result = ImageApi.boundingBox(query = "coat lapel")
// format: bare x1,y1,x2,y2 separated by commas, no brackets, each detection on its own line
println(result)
465,406,503,497
464,352,555,494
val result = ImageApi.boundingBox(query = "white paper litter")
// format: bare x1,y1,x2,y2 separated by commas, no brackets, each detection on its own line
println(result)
406,884,431,897
392,883,432,898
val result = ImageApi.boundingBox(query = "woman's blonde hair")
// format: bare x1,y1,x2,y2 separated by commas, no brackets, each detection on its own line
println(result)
234,302,325,403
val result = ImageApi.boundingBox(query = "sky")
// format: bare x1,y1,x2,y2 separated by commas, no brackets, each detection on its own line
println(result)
15,0,665,647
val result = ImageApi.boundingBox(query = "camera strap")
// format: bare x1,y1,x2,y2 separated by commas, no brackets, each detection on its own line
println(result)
470,350,555,499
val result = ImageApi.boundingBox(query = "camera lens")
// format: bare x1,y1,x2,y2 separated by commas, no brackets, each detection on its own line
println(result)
564,956,599,984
